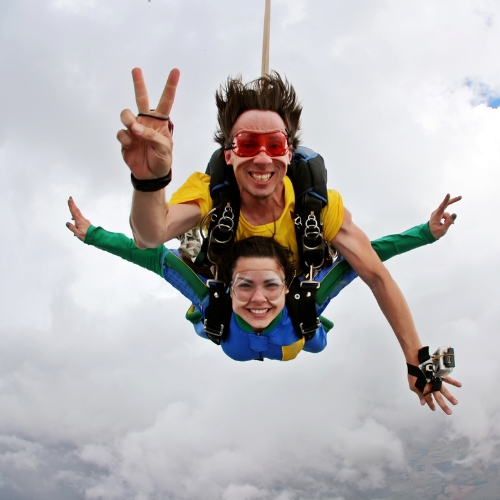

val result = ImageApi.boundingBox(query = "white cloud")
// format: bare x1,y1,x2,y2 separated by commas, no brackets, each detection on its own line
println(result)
1,0,500,498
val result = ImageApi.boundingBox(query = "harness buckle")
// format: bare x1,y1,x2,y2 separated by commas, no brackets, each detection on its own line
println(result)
203,319,225,338
299,318,320,336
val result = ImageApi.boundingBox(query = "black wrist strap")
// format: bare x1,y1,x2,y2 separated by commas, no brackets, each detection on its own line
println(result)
131,171,172,192
407,346,443,395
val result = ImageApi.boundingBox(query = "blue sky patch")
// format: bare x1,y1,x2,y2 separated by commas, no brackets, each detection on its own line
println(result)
466,79,500,108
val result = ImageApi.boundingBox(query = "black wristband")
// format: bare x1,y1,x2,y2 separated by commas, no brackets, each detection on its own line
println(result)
131,171,172,192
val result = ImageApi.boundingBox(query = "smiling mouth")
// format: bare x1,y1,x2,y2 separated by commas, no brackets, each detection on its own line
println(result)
249,308,271,315
250,173,273,182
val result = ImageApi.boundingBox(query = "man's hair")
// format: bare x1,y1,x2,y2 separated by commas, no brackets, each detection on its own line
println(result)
216,236,295,286
214,71,302,150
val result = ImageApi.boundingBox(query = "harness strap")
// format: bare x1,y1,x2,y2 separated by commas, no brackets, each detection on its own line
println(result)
196,150,240,267
199,146,330,342
407,346,443,394
203,279,232,344
286,279,320,341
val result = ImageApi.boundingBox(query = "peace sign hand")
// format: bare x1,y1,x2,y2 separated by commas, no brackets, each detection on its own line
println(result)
117,68,180,180
429,194,462,239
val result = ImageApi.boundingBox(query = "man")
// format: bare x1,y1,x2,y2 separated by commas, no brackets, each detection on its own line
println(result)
117,68,461,414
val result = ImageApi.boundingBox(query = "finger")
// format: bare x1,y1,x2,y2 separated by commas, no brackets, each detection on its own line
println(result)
117,129,135,150
432,391,453,415
439,385,458,406
424,392,436,411
434,193,451,217
440,213,455,230
128,123,171,156
66,221,77,235
120,109,138,129
156,68,180,117
68,196,82,217
446,195,462,207
442,376,462,388
132,68,150,113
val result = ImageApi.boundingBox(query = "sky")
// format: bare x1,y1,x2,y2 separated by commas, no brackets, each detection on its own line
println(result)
1,0,500,498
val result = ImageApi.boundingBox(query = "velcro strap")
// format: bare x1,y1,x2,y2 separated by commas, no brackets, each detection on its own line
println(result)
407,346,443,394
407,363,428,393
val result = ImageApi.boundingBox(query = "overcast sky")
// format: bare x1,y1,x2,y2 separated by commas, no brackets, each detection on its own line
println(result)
1,0,499,498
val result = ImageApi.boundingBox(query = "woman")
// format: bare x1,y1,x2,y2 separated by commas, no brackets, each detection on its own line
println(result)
67,195,458,363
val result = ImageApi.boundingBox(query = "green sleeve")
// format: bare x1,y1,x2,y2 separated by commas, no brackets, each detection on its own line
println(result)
84,225,165,277
316,222,437,305
371,222,437,262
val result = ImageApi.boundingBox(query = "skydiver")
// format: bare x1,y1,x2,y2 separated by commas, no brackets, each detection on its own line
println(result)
116,68,461,413
67,196,462,413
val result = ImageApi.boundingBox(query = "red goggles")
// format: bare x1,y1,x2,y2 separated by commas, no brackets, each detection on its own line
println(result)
229,131,290,158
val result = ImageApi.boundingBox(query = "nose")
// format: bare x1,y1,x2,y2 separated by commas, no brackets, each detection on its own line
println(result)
252,148,273,165
250,287,267,302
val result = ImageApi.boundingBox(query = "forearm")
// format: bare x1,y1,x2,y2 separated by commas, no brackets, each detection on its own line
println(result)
130,189,170,248
130,192,203,249
85,225,164,276
372,223,436,262
368,269,423,365
319,222,436,306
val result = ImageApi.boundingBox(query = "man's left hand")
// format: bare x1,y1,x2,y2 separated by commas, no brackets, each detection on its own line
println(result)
408,374,462,415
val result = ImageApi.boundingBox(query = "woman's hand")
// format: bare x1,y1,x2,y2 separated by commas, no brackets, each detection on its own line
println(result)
429,194,462,239
66,197,91,242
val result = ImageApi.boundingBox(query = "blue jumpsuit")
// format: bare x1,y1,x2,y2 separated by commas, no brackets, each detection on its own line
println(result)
84,223,436,361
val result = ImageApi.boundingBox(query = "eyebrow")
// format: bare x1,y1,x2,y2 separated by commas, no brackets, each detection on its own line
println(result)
234,277,283,284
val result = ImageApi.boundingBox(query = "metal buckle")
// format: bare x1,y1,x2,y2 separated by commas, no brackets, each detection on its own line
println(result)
299,318,320,336
203,319,224,337
300,279,321,290
299,264,322,289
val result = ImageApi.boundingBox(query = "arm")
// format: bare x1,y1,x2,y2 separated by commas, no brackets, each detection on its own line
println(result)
330,195,461,414
66,197,164,276
67,197,209,305
116,68,202,248
318,195,462,305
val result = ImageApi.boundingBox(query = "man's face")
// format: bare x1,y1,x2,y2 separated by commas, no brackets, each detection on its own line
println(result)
224,110,292,200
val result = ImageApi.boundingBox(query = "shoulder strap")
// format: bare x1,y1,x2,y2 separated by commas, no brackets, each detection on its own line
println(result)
288,146,330,270
195,149,241,267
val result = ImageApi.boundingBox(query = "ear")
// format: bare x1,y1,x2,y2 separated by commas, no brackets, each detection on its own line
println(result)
224,149,233,165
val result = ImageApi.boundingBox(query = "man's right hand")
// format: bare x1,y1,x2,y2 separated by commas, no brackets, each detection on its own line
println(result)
117,68,180,180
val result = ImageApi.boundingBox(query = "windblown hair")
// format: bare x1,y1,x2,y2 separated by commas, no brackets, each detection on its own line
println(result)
214,72,302,150
216,236,295,287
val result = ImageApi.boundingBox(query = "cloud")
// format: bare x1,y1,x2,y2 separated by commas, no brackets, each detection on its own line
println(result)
1,0,500,498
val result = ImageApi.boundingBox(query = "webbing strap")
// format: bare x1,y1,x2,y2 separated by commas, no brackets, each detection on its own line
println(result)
203,280,232,345
196,150,240,267
286,279,320,341
407,346,443,394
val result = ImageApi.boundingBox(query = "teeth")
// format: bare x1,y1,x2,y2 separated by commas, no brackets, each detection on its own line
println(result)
250,309,269,315
250,173,272,182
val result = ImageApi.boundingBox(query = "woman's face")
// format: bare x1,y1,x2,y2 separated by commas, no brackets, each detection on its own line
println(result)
230,257,288,332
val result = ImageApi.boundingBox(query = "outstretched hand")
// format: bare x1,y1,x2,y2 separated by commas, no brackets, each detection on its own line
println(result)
66,197,91,242
408,374,462,415
117,68,180,180
429,194,462,239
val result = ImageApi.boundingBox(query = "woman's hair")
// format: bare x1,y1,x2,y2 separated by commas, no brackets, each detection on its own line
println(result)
216,236,295,286
214,71,302,150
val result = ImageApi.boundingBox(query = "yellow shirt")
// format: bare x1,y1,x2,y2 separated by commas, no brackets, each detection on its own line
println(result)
169,173,344,268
